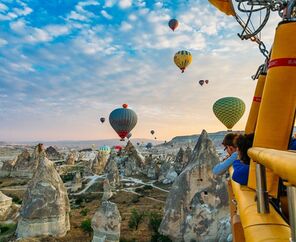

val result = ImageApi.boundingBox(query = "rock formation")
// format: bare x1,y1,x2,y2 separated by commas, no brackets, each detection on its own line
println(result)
0,191,12,220
104,156,120,188
1,147,39,178
102,179,113,201
45,146,62,161
92,153,108,175
159,130,230,241
71,172,82,192
65,151,76,165
16,144,70,238
174,146,192,174
122,141,145,176
144,154,165,180
162,167,178,184
158,161,172,182
78,150,97,162
91,201,121,242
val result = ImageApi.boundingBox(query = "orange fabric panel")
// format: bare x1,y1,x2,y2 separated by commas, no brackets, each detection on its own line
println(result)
208,0,235,16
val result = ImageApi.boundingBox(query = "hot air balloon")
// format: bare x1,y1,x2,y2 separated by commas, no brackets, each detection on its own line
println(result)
213,97,246,130
99,145,111,156
154,137,157,140
150,130,155,135
113,145,122,152
146,143,153,149
205,80,209,84
199,80,204,86
127,133,132,139
168,19,179,31
109,104,137,141
100,117,105,123
174,50,192,73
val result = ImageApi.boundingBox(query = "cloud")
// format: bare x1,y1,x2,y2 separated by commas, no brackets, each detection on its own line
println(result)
13,6,32,16
0,1,32,21
118,0,132,9
67,0,100,22
104,0,117,8
101,10,113,19
120,21,132,31
0,3,8,12
10,20,71,43
10,19,26,33
0,38,7,47
45,25,71,37
0,0,281,141
68,11,88,21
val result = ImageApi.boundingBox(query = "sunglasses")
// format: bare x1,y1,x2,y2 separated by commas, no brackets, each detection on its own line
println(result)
224,146,228,151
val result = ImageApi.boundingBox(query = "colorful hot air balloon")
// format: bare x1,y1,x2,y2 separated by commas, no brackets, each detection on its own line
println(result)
199,80,204,86
127,133,132,139
213,97,246,130
150,130,155,135
174,50,192,73
100,117,105,123
99,145,111,156
205,80,209,84
113,145,122,152
109,104,137,141
168,19,179,31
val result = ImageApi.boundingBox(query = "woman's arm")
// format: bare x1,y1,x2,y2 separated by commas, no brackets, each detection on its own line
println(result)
212,152,238,175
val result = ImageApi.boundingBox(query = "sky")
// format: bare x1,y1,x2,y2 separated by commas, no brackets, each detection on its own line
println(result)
0,0,281,142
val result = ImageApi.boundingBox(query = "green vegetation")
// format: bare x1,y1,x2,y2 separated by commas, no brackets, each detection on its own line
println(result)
0,223,17,242
75,197,84,205
120,239,136,242
80,219,93,235
131,196,140,203
128,208,146,230
61,173,75,182
11,196,22,204
148,212,172,242
80,208,90,216
143,185,153,190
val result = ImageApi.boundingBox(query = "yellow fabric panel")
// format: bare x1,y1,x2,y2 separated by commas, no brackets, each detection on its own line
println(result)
245,74,266,134
244,225,290,242
249,148,296,186
208,0,235,16
231,179,288,228
230,172,290,242
248,22,296,197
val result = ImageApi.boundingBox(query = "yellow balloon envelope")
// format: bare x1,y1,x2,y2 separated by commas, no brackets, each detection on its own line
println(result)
174,50,192,73
213,97,245,130
208,0,235,16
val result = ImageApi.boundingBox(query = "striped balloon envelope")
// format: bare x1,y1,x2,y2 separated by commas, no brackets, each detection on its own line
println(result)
99,145,111,156
213,97,245,130
109,104,137,141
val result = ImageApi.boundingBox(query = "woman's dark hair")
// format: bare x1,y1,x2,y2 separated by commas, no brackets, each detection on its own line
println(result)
222,133,238,147
235,133,254,165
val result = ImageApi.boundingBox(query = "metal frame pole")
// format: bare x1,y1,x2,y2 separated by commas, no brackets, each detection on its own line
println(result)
287,185,296,242
256,163,270,213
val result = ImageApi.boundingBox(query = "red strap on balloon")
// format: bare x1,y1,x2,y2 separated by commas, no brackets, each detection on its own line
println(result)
253,96,261,102
268,58,296,69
